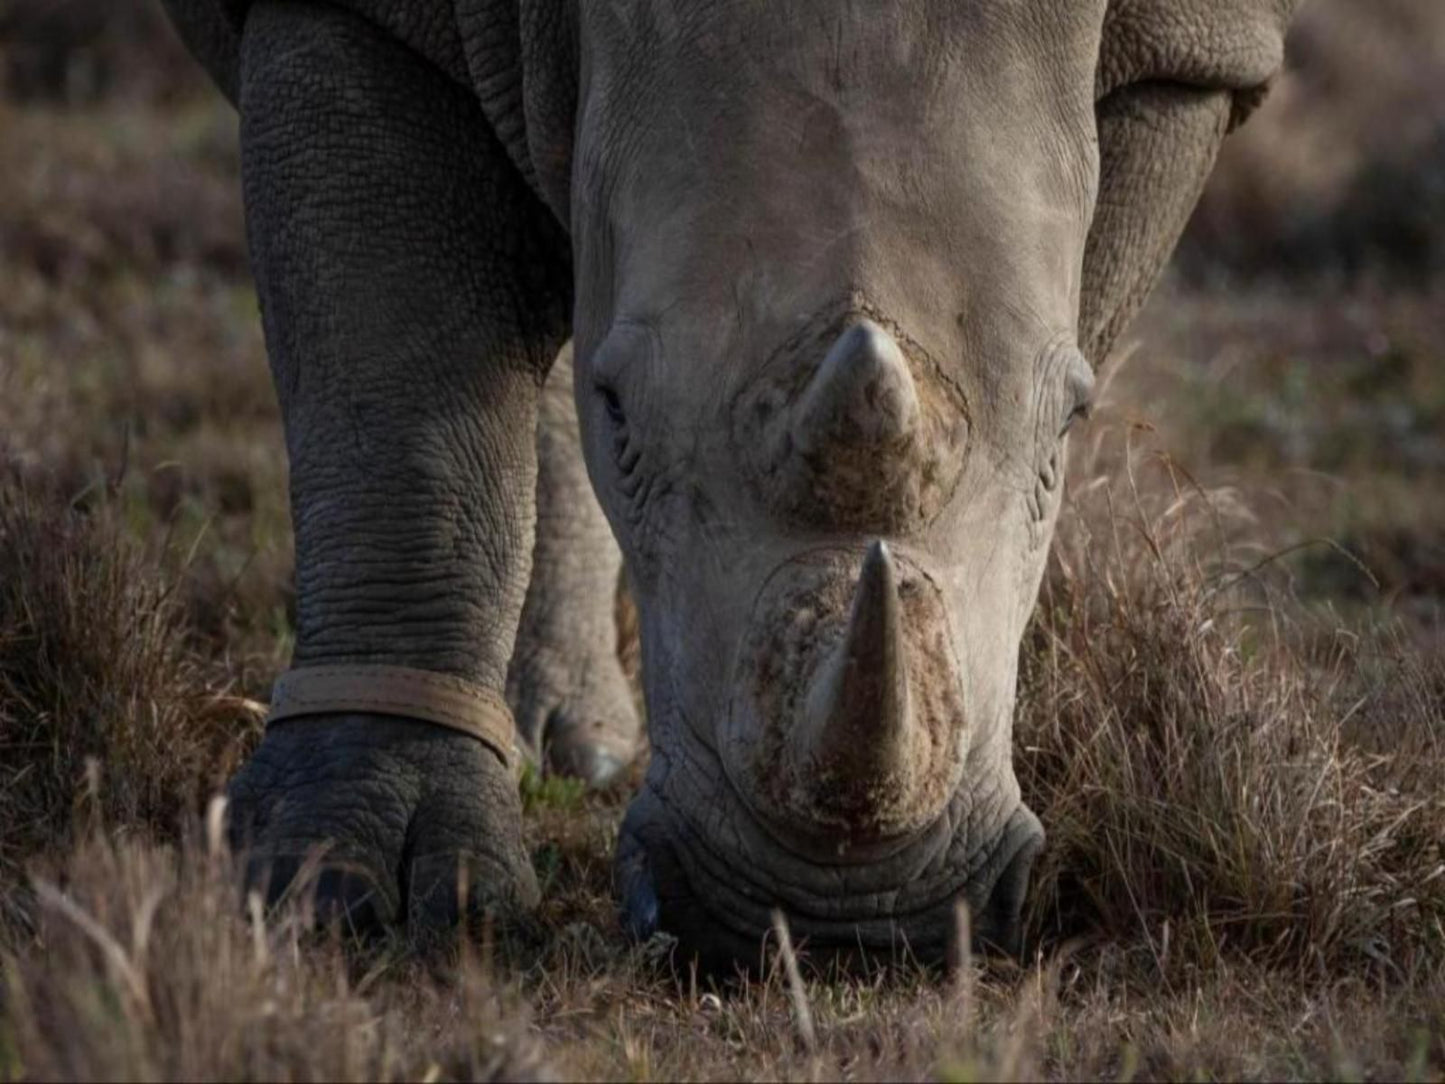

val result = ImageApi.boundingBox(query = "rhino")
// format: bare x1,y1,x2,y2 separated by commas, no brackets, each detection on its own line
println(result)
161,0,1300,969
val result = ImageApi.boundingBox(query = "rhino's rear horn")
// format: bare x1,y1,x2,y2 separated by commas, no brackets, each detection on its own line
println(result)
792,320,920,452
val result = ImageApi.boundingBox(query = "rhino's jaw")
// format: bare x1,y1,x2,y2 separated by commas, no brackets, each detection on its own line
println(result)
615,748,1043,973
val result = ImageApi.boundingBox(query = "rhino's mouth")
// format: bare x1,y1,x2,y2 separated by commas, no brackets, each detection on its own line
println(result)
615,740,1043,973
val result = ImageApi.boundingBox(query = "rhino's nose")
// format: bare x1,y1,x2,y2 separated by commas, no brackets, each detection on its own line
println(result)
791,319,920,451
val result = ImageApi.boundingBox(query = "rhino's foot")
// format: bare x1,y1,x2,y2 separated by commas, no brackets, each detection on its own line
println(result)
507,641,640,788
228,713,538,939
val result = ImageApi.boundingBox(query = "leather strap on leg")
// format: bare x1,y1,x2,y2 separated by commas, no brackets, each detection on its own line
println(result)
267,665,517,769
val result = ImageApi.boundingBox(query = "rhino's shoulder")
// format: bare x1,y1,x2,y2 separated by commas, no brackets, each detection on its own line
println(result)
160,0,561,212
160,0,473,103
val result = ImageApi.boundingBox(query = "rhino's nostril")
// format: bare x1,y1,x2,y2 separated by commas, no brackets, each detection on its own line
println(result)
615,828,660,941
970,805,1045,957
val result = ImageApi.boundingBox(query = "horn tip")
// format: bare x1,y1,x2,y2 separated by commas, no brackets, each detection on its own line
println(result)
852,539,901,641
863,539,895,579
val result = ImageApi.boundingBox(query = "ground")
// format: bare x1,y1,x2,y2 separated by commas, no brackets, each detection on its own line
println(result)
0,1,1442,1079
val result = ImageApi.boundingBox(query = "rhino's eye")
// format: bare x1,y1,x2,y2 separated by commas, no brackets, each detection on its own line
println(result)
598,383,645,484
1061,395,1092,439
1059,351,1095,439
590,322,657,493
601,385,627,429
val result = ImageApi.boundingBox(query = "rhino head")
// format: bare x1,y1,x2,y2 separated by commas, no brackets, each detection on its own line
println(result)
553,0,1293,969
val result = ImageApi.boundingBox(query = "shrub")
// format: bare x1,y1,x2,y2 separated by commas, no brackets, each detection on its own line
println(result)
1,825,549,1081
1018,443,1445,980
0,475,259,894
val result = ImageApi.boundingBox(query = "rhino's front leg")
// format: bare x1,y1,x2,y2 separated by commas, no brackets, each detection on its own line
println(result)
508,345,641,786
228,1,570,933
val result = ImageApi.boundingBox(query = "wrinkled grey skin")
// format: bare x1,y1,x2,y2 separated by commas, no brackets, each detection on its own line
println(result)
163,0,1299,968
509,345,639,785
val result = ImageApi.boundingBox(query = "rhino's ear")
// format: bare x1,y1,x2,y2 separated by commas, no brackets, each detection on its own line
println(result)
1097,0,1300,113
1081,0,1303,363
519,0,580,227
460,0,579,229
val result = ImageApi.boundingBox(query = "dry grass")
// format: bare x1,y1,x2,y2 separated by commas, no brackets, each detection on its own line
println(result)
1020,443,1445,981
1120,281,1445,644
2,0,1443,1078
0,478,260,902
1,432,1442,1079
8,822,1445,1082
2,820,551,1082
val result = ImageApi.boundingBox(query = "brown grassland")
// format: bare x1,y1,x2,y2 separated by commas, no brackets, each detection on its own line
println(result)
0,1,1442,1078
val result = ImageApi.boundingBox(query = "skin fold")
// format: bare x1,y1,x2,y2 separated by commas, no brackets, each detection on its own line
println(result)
160,0,1300,967
508,345,640,786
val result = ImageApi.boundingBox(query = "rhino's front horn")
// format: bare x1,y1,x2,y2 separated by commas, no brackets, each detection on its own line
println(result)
792,320,920,452
797,541,913,803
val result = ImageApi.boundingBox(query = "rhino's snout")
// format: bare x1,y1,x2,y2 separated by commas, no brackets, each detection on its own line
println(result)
605,308,1046,970
613,788,1045,974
